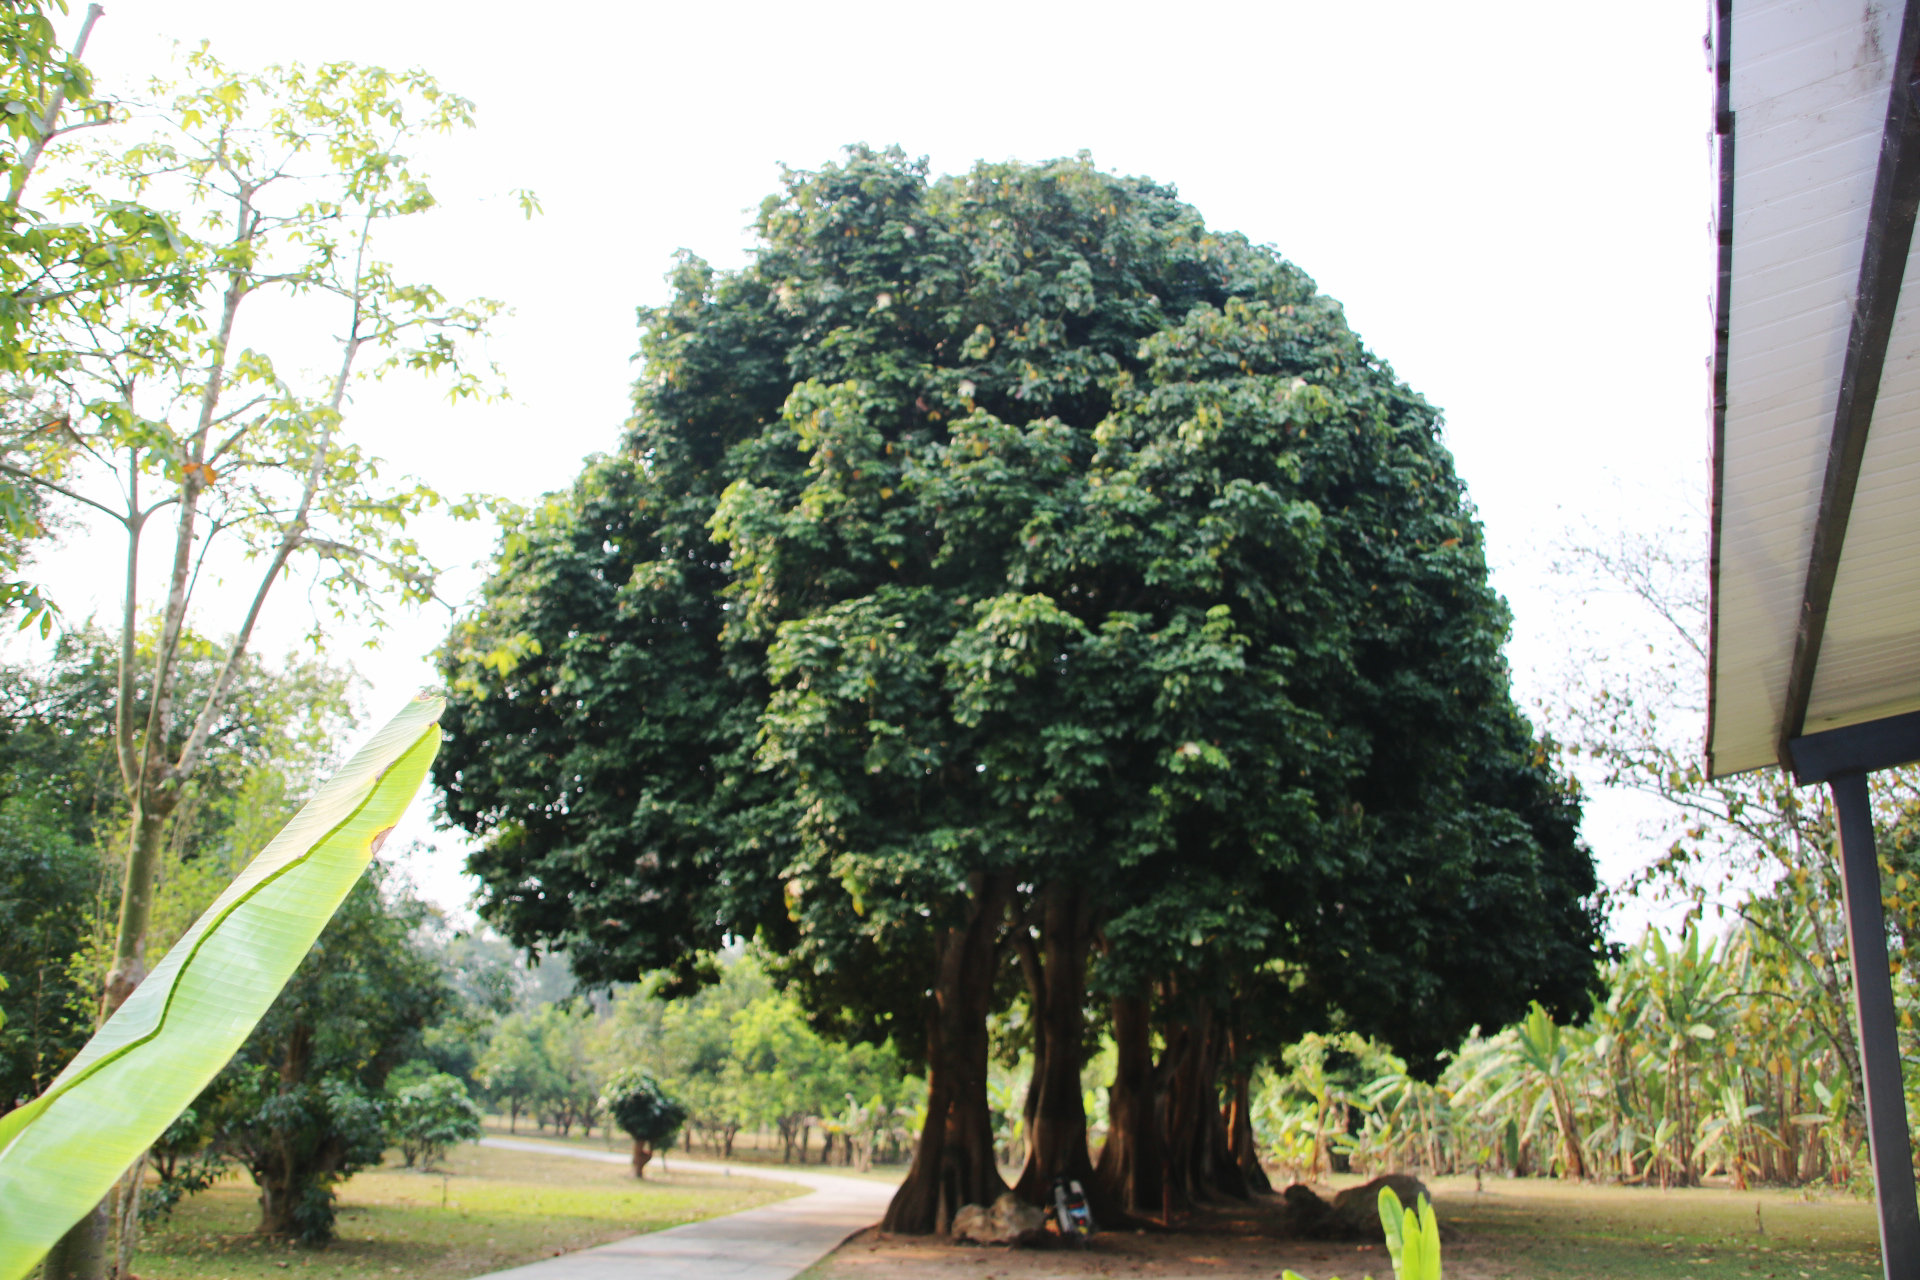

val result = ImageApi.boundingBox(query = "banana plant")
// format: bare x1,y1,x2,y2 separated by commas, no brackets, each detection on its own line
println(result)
1379,1188,1442,1280
1281,1187,1441,1280
0,693,444,1280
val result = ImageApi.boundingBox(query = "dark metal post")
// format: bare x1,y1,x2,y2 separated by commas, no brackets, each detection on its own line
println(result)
1830,771,1920,1279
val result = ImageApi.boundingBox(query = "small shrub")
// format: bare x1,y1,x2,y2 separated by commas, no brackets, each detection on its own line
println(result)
389,1072,483,1169
600,1069,686,1177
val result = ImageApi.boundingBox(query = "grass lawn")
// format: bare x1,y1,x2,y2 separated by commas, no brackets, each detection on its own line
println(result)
1431,1174,1884,1279
134,1140,798,1280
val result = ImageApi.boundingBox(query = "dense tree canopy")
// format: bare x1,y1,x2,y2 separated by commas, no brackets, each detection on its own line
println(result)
438,147,1603,1232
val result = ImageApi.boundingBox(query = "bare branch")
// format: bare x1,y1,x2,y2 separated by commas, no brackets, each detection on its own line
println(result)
0,460,131,524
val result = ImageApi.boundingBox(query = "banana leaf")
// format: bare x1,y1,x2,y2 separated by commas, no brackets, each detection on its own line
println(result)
0,693,444,1279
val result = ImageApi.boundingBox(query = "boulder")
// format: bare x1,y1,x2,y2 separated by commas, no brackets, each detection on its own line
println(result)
993,1191,1049,1242
1280,1182,1332,1235
951,1192,1050,1245
1281,1174,1434,1241
951,1203,992,1242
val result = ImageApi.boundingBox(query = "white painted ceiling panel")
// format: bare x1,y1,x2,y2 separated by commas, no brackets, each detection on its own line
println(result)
1807,257,1920,730
1707,0,1899,776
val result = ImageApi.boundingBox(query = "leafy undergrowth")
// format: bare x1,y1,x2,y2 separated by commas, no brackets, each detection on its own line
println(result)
134,1140,796,1280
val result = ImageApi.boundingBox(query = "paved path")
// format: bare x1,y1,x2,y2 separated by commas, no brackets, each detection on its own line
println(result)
470,1137,895,1280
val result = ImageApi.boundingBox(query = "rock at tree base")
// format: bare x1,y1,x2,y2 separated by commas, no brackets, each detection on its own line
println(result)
952,1192,1050,1245
1281,1174,1432,1240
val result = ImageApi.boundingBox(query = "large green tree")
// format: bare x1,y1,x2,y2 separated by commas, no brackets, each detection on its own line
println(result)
438,147,1601,1233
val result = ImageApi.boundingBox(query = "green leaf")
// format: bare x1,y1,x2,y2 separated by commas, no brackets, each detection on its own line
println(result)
1378,1185,1406,1272
0,693,444,1280
1376,1187,1443,1280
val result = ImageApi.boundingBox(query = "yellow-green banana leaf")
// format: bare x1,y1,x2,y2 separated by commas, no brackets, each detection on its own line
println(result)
0,693,444,1279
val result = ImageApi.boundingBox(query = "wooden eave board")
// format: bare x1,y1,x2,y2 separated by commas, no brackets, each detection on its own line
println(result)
1707,0,1903,777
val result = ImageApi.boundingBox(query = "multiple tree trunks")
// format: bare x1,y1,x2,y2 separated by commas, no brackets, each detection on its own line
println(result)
1094,990,1259,1222
882,872,1274,1235
882,876,1013,1234
1162,997,1251,1207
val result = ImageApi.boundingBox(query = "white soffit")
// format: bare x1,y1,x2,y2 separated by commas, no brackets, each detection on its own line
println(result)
1807,296,1920,734
1707,0,1903,777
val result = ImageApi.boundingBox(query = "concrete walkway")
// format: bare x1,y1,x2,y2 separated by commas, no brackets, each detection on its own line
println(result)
470,1136,896,1280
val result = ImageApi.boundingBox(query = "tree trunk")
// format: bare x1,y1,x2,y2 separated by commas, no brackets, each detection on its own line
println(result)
1550,1083,1588,1180
102,799,172,1016
1224,1069,1272,1194
881,874,1011,1234
1221,1014,1271,1194
42,1201,109,1280
1094,993,1166,1218
1013,883,1107,1217
1163,1000,1248,1204
258,1169,299,1238
631,1138,653,1178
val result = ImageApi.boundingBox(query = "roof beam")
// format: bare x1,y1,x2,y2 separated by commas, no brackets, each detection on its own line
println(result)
1786,708,1920,785
1778,0,1920,764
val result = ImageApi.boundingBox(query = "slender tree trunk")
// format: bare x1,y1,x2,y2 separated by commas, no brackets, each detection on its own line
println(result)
631,1138,653,1177
1550,1083,1588,1180
111,1155,146,1278
102,798,173,1014
1222,1014,1271,1194
882,874,1011,1234
1094,993,1166,1217
1013,883,1108,1216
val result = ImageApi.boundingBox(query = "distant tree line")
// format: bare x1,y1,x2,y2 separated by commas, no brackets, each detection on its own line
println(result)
474,954,920,1169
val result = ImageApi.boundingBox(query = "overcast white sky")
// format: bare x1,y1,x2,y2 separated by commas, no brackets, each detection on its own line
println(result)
41,0,1711,928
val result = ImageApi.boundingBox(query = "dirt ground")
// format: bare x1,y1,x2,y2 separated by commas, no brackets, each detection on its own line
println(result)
801,1175,1884,1280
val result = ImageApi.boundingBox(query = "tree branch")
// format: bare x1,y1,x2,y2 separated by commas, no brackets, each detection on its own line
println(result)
0,459,130,524
4,3,103,206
